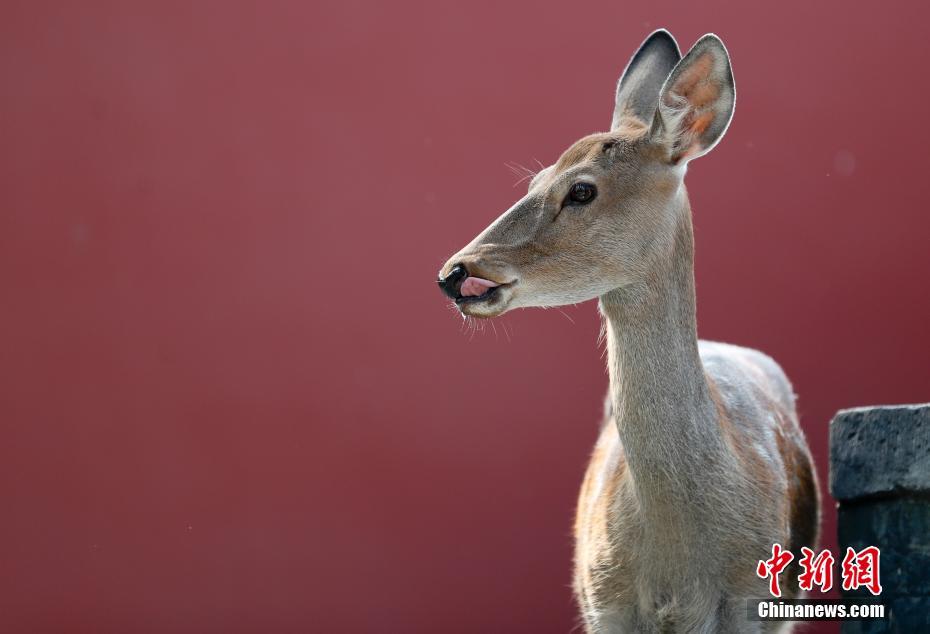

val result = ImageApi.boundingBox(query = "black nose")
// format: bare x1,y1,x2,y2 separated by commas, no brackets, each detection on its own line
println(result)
437,264,468,299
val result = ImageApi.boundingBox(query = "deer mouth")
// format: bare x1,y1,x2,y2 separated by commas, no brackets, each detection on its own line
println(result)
437,265,514,313
455,276,503,304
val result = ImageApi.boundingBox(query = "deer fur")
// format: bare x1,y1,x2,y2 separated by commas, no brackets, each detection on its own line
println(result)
437,30,820,633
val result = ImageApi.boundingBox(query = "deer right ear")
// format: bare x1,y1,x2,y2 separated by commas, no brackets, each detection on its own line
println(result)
650,34,736,164
611,29,681,130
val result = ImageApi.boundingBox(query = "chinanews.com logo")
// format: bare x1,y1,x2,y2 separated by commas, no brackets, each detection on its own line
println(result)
749,543,886,622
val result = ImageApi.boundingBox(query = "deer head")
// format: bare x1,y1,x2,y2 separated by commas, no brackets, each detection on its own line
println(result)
437,30,735,318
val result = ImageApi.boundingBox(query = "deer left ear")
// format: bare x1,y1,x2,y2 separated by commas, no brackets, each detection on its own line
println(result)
651,34,735,164
612,29,681,130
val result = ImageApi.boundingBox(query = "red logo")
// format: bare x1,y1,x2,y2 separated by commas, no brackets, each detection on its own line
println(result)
757,544,881,597
841,546,882,596
756,543,794,597
798,547,835,592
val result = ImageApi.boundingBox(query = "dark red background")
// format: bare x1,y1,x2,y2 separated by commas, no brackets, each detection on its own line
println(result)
2,2,928,632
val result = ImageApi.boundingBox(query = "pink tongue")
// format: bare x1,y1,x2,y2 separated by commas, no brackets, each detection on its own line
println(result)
459,276,500,297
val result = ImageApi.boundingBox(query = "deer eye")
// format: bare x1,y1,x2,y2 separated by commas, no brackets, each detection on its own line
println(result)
565,182,597,206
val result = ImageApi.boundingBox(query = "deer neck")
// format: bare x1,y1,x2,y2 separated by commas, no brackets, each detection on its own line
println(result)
598,197,724,516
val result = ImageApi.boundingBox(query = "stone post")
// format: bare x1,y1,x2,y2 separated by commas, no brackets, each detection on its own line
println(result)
829,404,930,633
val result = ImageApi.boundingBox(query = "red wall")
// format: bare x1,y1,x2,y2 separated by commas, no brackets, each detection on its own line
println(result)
2,2,928,632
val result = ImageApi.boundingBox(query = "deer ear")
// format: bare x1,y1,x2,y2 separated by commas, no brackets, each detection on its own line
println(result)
611,29,681,130
651,34,735,163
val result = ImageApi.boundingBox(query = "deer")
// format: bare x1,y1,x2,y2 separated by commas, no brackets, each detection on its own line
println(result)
436,30,820,633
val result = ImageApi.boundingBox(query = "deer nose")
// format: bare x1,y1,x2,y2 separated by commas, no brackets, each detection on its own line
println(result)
437,264,468,299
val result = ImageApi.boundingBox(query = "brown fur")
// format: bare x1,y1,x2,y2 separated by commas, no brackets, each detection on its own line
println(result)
779,420,822,599
555,135,613,172
667,53,716,105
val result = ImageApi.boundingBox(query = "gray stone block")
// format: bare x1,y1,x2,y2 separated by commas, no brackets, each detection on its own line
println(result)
830,404,930,502
840,597,930,633
838,498,930,598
